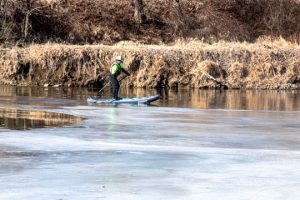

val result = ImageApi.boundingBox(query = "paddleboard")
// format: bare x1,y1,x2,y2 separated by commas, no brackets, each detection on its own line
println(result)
87,95,160,104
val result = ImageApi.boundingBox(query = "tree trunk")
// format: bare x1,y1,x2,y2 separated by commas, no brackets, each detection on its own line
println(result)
134,0,147,24
24,0,32,41
170,0,183,35
24,12,30,40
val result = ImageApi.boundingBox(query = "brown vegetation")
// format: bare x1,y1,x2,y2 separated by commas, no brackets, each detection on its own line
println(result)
1,0,300,45
0,39,299,89
0,0,300,90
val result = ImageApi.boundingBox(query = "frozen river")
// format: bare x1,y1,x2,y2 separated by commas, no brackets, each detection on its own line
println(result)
0,86,300,200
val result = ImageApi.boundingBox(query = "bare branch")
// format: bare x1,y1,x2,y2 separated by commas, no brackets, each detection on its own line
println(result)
30,4,51,14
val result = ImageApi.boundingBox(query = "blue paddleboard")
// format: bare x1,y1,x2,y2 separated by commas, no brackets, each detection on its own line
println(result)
87,95,160,104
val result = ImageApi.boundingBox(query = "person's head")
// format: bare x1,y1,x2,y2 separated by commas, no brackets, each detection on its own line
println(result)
115,56,124,64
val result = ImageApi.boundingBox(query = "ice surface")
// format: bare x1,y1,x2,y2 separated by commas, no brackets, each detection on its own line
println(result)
0,105,300,200
1,86,300,200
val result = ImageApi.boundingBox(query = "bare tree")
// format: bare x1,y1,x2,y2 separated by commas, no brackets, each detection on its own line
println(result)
24,0,32,40
0,0,8,41
169,0,184,34
133,0,147,24
23,0,51,41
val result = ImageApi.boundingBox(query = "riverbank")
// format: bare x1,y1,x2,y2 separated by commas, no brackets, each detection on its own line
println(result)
0,39,299,89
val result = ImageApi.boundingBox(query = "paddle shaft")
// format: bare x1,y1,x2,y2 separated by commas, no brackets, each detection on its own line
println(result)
98,75,128,94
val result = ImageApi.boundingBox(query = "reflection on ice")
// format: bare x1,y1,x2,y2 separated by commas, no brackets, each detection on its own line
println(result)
0,85,300,110
0,85,300,200
0,108,81,130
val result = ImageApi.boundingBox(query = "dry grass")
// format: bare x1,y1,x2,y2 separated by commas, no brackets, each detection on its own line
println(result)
0,38,299,89
1,1,300,89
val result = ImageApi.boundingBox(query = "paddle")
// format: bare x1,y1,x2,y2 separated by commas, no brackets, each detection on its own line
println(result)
97,75,128,97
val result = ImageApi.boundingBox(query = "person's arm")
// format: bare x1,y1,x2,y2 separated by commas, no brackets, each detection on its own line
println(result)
122,68,130,76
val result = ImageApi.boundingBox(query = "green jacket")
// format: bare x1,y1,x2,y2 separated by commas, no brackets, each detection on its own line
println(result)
110,63,130,77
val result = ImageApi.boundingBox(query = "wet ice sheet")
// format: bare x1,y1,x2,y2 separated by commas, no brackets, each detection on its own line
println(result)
0,106,300,200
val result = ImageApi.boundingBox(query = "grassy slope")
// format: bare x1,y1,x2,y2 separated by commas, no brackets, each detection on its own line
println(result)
0,39,299,89
0,0,300,89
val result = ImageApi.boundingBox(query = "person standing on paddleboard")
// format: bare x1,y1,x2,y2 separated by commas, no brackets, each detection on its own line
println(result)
109,56,130,100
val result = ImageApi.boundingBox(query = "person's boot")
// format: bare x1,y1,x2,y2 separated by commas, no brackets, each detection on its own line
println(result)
112,95,118,100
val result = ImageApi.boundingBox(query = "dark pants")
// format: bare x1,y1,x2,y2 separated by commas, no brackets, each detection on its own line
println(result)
109,74,120,99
